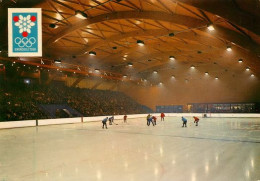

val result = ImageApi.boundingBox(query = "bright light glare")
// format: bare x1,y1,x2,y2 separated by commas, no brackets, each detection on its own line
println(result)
207,25,215,31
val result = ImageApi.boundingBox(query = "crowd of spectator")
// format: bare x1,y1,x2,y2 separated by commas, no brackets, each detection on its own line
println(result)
0,81,151,121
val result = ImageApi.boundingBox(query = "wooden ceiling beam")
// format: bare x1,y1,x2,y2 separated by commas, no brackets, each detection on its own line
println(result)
80,29,105,39
106,20,143,30
45,11,205,45
154,20,169,31
93,0,114,12
175,0,260,36
47,0,71,25
142,0,167,12
42,9,74,15
42,13,68,25
45,11,260,55
198,9,211,23
74,29,224,55
176,3,207,21
157,0,174,14
63,0,108,13
52,0,76,11
0,57,130,81
113,1,139,10
124,0,141,11
84,27,119,33
100,22,123,33
126,19,145,31
95,47,113,55
61,37,86,45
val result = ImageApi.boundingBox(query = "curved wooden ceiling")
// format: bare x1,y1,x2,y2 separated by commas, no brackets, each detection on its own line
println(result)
1,0,260,83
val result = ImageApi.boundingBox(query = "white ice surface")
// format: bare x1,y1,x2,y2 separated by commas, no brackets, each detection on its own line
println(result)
0,117,259,181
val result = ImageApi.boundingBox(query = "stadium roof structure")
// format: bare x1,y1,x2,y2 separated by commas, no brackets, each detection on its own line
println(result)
0,0,259,85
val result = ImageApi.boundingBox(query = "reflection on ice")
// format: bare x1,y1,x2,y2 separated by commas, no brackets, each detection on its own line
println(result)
0,117,259,181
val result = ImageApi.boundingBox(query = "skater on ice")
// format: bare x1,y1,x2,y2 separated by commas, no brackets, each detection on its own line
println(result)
160,112,165,121
181,116,187,127
109,116,114,125
102,117,108,129
193,116,199,126
147,114,154,126
123,115,127,123
152,116,157,125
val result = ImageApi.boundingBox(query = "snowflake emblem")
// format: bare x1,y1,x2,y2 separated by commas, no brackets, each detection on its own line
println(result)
13,15,36,37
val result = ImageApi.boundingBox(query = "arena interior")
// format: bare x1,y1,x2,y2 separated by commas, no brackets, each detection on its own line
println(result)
0,0,260,180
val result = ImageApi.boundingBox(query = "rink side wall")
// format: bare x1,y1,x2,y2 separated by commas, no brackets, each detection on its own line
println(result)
0,113,260,129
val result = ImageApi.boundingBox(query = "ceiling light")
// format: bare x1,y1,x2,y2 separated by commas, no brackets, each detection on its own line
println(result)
190,65,195,69
207,24,215,31
246,67,250,71
215,77,219,80
49,24,57,29
169,56,175,60
95,69,100,72
136,20,142,24
159,82,162,85
54,59,61,64
89,51,96,56
75,10,88,19
153,70,158,73
171,75,175,78
251,74,255,77
205,72,209,75
24,79,30,84
127,62,133,67
238,59,243,63
137,40,144,46
226,46,232,51
169,33,175,37
123,75,127,78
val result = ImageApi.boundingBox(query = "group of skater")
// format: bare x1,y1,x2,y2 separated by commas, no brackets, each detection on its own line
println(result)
181,116,200,127
146,112,165,126
102,115,127,129
102,113,200,129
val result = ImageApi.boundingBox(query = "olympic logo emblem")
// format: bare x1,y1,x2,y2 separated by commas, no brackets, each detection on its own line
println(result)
14,37,36,48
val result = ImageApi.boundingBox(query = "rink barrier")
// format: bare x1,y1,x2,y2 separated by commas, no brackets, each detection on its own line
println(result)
38,117,81,126
0,113,260,129
0,120,36,129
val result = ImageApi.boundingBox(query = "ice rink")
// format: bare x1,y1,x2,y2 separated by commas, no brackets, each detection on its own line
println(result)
0,117,259,181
